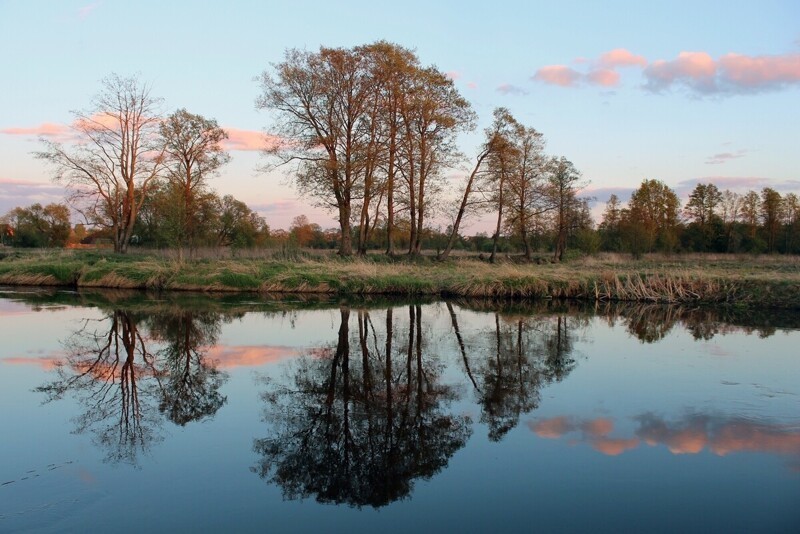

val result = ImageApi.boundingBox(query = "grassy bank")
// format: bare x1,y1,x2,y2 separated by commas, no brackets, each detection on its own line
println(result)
1,249,799,308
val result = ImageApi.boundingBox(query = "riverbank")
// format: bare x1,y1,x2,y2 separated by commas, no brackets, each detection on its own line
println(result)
1,250,798,308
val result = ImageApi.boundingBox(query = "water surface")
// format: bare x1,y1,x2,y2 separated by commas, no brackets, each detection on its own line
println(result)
1,288,798,532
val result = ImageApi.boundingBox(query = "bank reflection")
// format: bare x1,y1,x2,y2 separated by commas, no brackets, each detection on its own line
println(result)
36,304,233,465
253,305,472,508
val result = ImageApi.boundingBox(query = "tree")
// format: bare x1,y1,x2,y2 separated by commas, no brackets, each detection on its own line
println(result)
159,109,230,257
547,157,584,262
398,67,475,256
37,74,165,253
760,187,783,253
3,203,71,248
684,183,722,251
624,179,680,253
719,190,742,252
439,108,512,260
599,194,623,251
257,47,375,256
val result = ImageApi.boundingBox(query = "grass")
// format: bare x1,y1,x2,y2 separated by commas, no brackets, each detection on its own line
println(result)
0,249,798,308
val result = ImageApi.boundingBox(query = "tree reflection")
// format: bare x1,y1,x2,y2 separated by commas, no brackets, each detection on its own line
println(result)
36,307,228,465
253,305,471,508
448,302,579,441
146,311,227,426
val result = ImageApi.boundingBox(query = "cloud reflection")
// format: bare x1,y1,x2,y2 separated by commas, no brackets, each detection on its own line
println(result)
530,414,800,469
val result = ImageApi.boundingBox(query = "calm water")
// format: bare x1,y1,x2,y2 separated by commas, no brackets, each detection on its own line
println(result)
1,288,798,533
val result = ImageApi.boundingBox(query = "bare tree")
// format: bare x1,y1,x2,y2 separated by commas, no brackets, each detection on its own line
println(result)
37,74,165,253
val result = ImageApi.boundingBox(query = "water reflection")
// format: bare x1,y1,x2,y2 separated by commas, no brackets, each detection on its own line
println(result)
531,414,800,469
449,302,580,441
7,288,798,505
253,306,471,508
35,302,232,465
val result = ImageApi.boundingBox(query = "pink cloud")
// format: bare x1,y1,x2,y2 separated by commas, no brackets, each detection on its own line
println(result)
445,71,462,81
592,437,640,456
222,127,281,152
533,65,582,87
582,418,614,437
206,344,299,368
718,53,800,89
644,51,800,94
3,356,63,370
586,68,620,87
467,81,478,89
599,48,647,68
644,51,717,92
529,416,575,438
1,122,71,140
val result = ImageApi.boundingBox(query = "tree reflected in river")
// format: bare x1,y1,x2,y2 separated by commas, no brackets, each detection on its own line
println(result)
253,305,471,508
448,302,580,441
36,304,230,465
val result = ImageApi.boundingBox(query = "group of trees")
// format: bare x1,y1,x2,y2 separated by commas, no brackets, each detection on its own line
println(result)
4,43,797,259
11,74,265,255
0,203,72,248
599,180,800,255
259,42,588,260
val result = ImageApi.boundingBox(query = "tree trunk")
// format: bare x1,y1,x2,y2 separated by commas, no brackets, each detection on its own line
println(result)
440,151,488,261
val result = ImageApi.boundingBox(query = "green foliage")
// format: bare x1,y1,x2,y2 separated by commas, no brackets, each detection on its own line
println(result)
2,203,71,248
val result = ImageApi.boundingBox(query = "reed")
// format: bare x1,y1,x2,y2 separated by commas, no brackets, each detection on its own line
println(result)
0,250,798,308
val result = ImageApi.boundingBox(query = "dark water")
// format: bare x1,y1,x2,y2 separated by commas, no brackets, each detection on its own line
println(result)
1,288,798,533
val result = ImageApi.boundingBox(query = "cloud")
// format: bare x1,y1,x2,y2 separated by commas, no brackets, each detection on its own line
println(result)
445,71,462,81
644,51,717,93
2,357,62,370
705,149,747,165
529,416,575,438
467,81,478,89
1,122,72,141
534,49,646,89
675,176,800,194
532,65,582,87
598,48,647,68
496,83,529,96
644,51,800,94
78,2,102,19
586,68,620,87
221,128,281,152
206,345,299,368
532,413,800,469
0,179,69,215
592,437,640,456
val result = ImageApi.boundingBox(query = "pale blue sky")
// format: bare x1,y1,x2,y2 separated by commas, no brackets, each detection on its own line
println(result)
1,0,798,230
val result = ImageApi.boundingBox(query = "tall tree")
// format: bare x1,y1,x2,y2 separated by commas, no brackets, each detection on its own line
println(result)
37,74,165,253
684,183,722,251
439,108,513,260
547,157,584,262
257,47,375,256
399,67,475,256
624,179,680,253
159,109,230,257
760,187,783,253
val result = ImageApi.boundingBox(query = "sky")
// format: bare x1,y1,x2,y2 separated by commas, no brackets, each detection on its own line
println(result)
1,0,799,232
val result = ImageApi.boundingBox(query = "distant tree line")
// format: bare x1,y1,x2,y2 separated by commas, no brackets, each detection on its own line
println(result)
599,180,800,255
